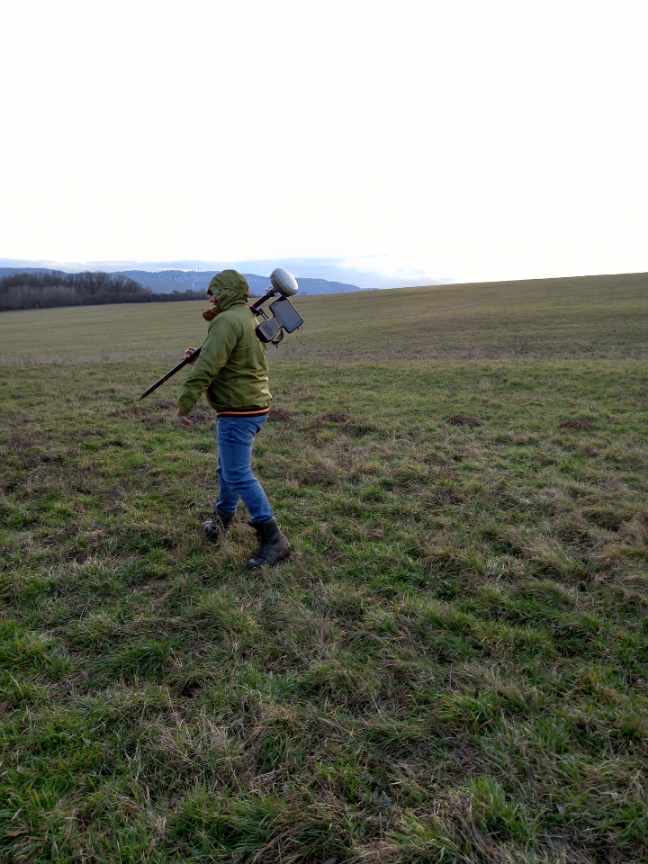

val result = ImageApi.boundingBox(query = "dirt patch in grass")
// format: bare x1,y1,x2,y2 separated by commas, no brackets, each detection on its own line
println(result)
269,407,295,422
582,506,625,532
3,431,40,453
321,412,352,424
299,460,339,487
109,404,167,425
428,487,463,506
38,452,65,464
448,414,483,428
309,412,380,438
559,417,595,430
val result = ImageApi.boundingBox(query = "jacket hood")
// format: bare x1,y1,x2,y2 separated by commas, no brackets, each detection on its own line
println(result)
207,270,250,311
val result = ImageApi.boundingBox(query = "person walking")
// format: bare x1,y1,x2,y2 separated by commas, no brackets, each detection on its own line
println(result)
176,269,290,568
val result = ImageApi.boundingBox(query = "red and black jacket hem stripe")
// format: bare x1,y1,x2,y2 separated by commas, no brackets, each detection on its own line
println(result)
216,407,271,417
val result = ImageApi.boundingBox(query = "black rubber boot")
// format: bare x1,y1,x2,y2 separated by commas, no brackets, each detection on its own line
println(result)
202,509,234,543
247,518,290,568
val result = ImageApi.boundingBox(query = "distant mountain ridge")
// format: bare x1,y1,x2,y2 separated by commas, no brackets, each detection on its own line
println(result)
116,270,363,296
0,267,363,296
0,257,446,289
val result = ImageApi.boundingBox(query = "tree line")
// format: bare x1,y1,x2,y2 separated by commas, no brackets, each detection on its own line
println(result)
0,272,205,311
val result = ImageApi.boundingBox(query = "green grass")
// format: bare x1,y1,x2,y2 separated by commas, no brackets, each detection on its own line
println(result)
1,273,648,862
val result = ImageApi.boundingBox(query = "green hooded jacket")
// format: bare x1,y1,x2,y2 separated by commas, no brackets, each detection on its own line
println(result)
177,270,271,416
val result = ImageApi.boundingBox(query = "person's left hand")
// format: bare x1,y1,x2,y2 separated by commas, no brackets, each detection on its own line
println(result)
177,413,193,428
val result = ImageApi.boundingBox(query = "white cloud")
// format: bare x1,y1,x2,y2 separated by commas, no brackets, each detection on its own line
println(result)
1,0,647,281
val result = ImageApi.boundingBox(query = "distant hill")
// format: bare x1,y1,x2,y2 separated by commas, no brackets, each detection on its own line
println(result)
115,270,363,296
0,267,363,297
0,267,63,278
0,257,443,289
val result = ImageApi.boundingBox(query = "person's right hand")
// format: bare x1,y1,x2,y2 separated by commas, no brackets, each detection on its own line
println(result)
184,347,199,363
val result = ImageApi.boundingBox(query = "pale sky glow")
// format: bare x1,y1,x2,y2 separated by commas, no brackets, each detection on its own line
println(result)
2,0,647,284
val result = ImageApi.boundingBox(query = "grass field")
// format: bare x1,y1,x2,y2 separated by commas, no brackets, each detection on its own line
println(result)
1,274,648,863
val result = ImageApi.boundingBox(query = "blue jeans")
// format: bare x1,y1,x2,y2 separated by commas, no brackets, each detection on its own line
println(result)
215,415,273,523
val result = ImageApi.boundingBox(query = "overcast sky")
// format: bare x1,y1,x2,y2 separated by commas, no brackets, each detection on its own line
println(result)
2,0,647,284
